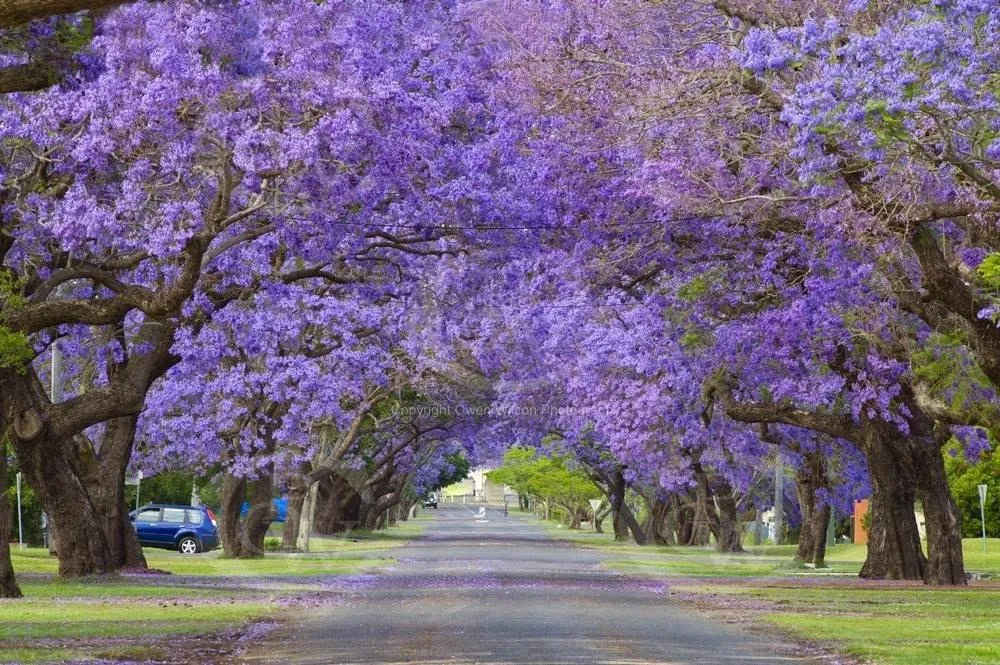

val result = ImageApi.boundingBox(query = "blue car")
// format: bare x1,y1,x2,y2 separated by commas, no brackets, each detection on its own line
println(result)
130,504,220,554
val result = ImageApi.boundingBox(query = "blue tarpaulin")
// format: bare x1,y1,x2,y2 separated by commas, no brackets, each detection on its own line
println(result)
239,498,288,522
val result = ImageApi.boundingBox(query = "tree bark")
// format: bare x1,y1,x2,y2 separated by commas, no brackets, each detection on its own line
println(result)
908,411,966,585
693,463,744,553
794,451,830,567
1,451,23,598
281,463,312,551
643,496,678,546
810,504,831,569
219,474,246,558
83,416,147,570
314,476,361,535
296,482,319,552
238,470,277,559
12,432,114,576
707,490,745,553
859,423,926,581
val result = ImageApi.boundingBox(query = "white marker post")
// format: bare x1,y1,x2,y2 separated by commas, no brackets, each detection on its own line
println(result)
979,484,988,554
589,499,602,532
16,472,23,550
126,471,143,512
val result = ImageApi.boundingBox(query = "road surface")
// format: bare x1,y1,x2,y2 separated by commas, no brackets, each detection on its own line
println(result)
241,503,820,664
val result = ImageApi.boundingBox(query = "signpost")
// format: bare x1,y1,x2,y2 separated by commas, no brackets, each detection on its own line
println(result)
589,499,602,532
15,472,23,550
126,471,143,512
979,484,988,554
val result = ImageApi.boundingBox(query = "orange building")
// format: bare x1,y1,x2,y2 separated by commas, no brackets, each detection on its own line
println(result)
853,499,870,545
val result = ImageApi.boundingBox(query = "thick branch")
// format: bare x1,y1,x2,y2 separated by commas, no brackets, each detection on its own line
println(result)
0,0,128,28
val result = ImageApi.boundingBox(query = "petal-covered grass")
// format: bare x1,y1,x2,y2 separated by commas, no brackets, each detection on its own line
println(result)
547,524,1000,664
0,518,427,664
682,583,1000,665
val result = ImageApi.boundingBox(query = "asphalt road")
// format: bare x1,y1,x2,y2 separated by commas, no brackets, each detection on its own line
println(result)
241,503,819,665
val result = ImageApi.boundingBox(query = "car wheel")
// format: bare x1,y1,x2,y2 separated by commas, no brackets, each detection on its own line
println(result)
178,536,200,555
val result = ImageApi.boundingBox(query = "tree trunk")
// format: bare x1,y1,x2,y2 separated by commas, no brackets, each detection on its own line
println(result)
810,503,831,568
12,433,114,576
794,451,830,567
692,464,744,553
8,414,145,577
219,474,246,558
644,496,678,546
314,477,361,534
83,416,147,570
795,464,816,564
239,470,277,559
0,452,23,598
296,481,319,552
281,464,312,551
594,505,610,533
608,470,630,541
908,411,966,585
859,423,926,581
708,492,745,553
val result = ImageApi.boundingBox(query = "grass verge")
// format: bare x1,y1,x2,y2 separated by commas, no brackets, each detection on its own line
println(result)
1,516,429,664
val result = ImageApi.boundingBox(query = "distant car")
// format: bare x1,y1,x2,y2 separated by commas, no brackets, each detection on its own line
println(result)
130,504,220,554
423,494,439,509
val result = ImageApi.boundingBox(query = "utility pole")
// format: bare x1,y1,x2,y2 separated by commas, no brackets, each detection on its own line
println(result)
48,326,64,556
774,457,784,545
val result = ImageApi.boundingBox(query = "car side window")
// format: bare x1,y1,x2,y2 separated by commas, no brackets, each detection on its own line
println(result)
162,508,186,524
137,508,160,522
185,510,203,525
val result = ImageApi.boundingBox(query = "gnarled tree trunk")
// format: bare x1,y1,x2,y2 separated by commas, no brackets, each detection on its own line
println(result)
83,416,147,570
219,473,246,558
859,423,926,581
281,463,313,551
908,408,966,585
794,451,830,567
13,432,114,576
1,451,23,598
693,463,744,553
238,470,277,559
643,496,678,546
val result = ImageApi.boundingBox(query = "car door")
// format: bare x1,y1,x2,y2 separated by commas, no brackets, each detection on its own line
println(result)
133,507,162,545
158,507,187,546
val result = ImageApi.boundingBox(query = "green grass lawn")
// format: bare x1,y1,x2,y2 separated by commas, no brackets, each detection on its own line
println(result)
544,518,1000,664
0,516,428,664
679,583,1000,665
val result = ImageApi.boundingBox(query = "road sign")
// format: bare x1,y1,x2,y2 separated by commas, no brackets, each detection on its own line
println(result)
589,499,602,532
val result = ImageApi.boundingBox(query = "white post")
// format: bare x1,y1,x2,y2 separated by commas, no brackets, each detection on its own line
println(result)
979,484,988,554
135,471,143,513
774,458,784,545
16,472,24,549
